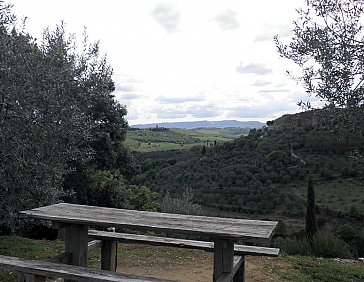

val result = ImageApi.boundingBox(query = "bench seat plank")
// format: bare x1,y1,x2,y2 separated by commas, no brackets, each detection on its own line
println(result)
0,255,173,282
89,230,279,257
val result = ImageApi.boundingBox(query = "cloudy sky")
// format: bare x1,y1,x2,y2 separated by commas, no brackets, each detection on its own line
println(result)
11,0,314,125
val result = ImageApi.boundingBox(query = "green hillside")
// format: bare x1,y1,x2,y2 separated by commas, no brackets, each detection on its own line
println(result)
124,127,243,152
133,126,364,256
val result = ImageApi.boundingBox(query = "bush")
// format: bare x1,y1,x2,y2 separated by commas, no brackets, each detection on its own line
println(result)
86,171,128,209
282,233,352,258
336,224,357,242
311,233,352,258
64,170,159,211
127,185,159,212
161,188,202,215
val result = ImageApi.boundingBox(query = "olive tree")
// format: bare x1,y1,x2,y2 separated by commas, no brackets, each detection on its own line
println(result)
0,2,130,233
275,0,364,110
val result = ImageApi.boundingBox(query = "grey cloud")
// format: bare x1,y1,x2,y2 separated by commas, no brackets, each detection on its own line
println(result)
252,79,272,87
154,105,220,119
227,102,297,119
286,91,322,104
155,110,187,119
190,108,218,118
115,84,136,93
119,93,141,100
213,10,239,31
236,63,272,75
151,3,180,33
254,34,273,42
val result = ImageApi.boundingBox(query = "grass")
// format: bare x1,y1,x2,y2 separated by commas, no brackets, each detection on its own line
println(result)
277,255,364,282
281,177,364,214
0,236,363,281
125,128,236,152
0,236,64,282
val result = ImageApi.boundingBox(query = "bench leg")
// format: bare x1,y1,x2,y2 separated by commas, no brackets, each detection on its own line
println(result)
233,256,245,282
24,274,46,282
213,239,234,282
101,240,118,271
65,224,88,282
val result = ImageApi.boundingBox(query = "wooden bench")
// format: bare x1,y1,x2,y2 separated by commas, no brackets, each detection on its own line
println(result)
89,230,280,282
0,255,174,282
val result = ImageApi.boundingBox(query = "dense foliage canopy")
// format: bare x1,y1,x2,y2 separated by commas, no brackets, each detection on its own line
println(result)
0,2,136,233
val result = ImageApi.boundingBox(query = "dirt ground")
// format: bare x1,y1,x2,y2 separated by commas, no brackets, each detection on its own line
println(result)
87,244,363,282
99,244,289,282
118,255,285,282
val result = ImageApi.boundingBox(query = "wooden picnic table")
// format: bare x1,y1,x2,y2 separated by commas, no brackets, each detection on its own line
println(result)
20,203,278,282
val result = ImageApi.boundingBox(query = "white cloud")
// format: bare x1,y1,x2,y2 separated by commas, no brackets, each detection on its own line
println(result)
257,89,290,93
252,79,272,87
115,84,136,93
118,93,142,100
254,24,293,42
213,9,239,31
158,96,205,104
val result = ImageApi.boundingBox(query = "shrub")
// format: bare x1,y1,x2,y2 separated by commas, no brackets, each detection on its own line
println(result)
161,188,202,215
336,224,357,242
282,233,352,258
311,233,352,258
127,185,159,212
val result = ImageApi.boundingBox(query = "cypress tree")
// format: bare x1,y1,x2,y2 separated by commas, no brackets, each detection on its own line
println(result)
306,175,317,240
201,145,206,155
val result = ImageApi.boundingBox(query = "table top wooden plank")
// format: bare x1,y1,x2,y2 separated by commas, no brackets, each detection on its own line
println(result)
20,203,277,240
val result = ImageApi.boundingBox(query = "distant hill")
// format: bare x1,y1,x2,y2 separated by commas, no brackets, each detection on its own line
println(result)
131,120,265,129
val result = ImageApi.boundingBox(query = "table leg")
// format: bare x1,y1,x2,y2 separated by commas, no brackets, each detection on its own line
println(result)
64,224,88,282
233,256,245,282
213,239,234,282
101,240,117,271
24,274,46,282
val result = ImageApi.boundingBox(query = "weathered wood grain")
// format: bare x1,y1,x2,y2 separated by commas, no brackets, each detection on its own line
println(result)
213,239,234,282
64,224,88,282
101,240,117,272
0,255,174,282
232,256,245,282
88,230,280,257
20,203,278,240
215,256,244,282
25,273,46,282
65,224,88,267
